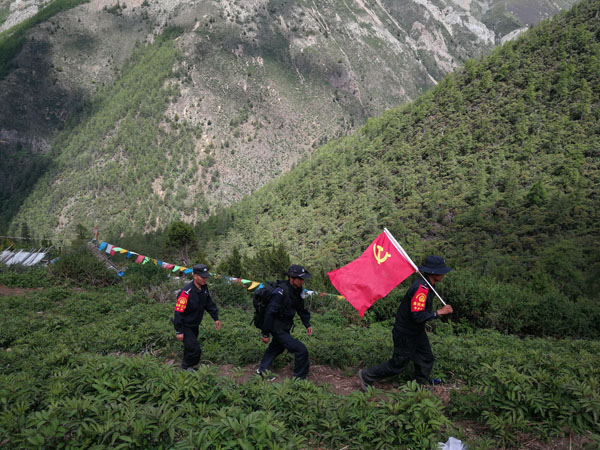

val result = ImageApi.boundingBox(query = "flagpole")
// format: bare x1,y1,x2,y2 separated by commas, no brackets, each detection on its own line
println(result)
383,228,447,306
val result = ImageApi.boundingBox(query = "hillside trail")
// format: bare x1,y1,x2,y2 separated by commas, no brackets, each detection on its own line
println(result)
0,282,452,401
162,354,455,403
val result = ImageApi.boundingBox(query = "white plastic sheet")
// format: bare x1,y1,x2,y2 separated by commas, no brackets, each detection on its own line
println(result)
438,437,466,450
0,250,47,266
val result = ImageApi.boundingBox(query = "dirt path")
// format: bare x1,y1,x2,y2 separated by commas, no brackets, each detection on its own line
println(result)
0,284,43,296
161,355,455,400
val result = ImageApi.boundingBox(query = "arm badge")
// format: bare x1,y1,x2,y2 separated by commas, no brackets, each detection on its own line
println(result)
410,285,429,312
175,290,190,313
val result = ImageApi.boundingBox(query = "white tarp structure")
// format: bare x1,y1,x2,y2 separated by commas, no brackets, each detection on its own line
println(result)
0,249,48,266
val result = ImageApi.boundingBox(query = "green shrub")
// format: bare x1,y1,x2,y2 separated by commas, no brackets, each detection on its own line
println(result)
122,262,170,291
443,269,600,339
49,246,117,287
209,277,253,309
0,266,53,288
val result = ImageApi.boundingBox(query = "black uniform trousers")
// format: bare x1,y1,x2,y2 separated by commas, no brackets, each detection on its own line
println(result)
259,330,309,379
362,330,434,385
181,325,202,369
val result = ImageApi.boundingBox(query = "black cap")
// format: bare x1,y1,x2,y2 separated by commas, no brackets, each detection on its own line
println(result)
418,256,452,275
286,264,311,279
192,264,212,278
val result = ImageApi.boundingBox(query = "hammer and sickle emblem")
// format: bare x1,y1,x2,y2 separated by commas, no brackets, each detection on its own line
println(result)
374,245,391,265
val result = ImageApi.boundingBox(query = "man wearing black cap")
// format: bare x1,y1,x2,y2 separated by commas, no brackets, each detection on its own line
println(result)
257,265,313,380
173,264,221,371
358,256,453,390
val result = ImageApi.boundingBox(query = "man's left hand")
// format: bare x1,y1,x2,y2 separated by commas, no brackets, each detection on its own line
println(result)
215,320,221,330
307,326,313,336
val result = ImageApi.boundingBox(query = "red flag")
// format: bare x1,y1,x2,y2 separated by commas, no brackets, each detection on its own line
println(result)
328,232,416,316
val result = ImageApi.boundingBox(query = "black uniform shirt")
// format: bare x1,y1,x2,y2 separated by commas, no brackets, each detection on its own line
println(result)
173,281,219,333
262,281,311,335
393,278,439,335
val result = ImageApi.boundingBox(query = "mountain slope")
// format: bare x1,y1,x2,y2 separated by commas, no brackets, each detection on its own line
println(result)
197,0,600,300
1,0,578,237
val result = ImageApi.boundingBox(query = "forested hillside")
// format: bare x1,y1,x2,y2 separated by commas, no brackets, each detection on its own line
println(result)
198,0,600,303
2,0,578,238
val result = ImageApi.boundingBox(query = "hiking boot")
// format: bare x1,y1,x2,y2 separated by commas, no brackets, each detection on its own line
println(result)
181,366,197,371
429,378,442,385
255,368,277,381
358,369,371,392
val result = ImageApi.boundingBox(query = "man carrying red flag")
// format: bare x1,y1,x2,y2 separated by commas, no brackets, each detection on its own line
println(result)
358,255,453,390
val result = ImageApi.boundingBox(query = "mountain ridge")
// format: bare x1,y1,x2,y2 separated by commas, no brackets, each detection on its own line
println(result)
194,0,600,300
0,0,578,237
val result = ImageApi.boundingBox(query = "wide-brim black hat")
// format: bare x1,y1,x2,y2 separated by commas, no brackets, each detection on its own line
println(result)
286,264,311,279
418,256,452,275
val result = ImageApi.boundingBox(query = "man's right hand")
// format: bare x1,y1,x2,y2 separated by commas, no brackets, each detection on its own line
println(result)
261,335,270,344
437,305,453,316
176,333,184,341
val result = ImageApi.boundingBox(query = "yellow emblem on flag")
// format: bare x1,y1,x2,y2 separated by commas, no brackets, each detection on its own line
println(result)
373,244,391,265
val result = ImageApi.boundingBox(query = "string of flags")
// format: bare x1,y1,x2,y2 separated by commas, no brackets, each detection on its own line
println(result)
96,241,345,300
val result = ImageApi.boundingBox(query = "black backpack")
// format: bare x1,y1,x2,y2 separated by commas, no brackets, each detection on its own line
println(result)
251,281,284,330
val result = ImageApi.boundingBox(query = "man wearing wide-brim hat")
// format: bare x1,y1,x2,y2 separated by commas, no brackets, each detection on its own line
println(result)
358,256,453,390
257,264,313,381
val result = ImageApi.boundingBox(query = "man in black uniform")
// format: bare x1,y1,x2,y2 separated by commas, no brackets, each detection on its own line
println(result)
358,255,453,390
257,265,313,381
173,264,221,370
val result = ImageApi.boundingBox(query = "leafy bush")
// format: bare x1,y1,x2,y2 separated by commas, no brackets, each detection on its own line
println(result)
208,277,252,309
443,269,600,339
122,262,170,292
0,354,450,449
0,266,53,288
49,246,117,287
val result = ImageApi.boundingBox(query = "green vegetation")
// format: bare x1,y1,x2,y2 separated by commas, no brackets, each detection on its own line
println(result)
0,5,10,29
5,26,207,239
0,268,598,448
5,0,559,241
48,244,117,287
197,0,600,308
1,1,599,448
165,221,197,266
0,0,89,79
0,145,52,234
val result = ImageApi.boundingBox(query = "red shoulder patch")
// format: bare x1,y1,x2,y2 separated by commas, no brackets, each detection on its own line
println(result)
175,290,190,313
410,285,429,312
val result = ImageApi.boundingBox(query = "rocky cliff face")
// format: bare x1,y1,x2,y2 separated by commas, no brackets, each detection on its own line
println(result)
0,0,577,238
